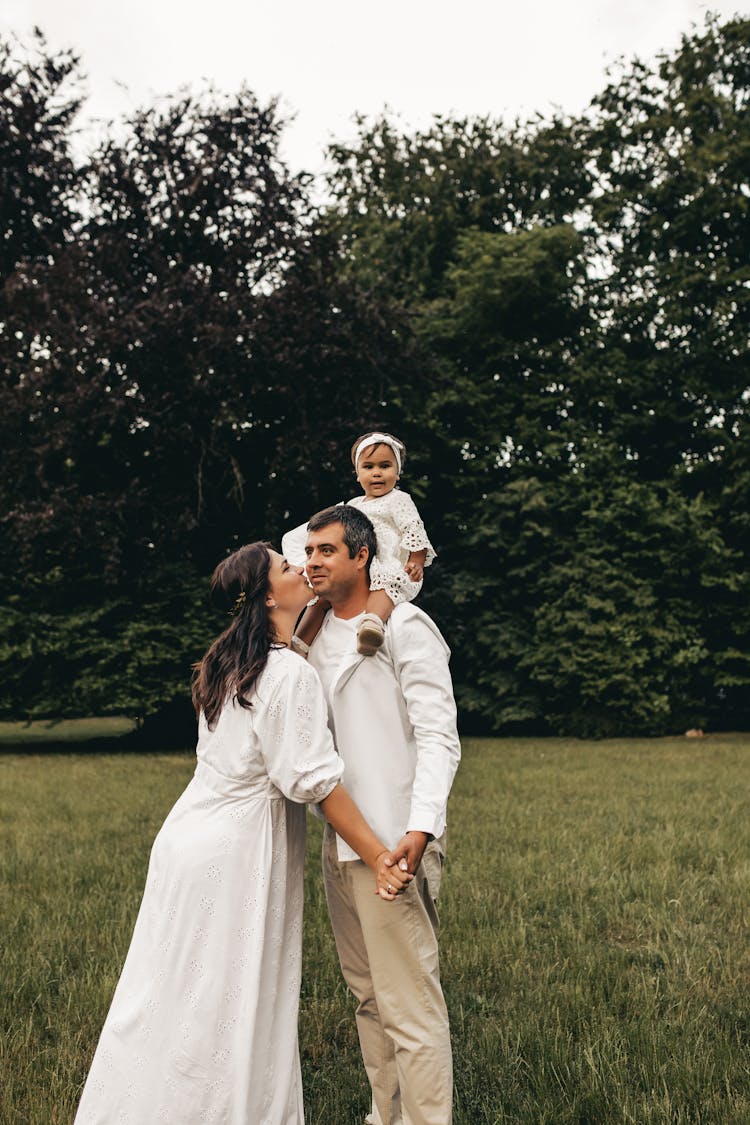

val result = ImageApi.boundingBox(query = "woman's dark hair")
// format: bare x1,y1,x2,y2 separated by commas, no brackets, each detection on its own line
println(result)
191,542,277,728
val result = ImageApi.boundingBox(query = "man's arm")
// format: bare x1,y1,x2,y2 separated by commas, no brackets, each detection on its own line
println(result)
386,609,461,874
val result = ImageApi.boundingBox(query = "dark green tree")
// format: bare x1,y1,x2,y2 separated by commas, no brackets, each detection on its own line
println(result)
579,14,750,728
0,30,82,282
324,111,598,730
325,111,592,301
0,41,426,724
413,222,595,731
4,18,750,737
584,15,750,477
323,17,750,734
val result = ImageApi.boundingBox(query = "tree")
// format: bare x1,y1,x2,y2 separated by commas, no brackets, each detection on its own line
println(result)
578,14,750,729
415,222,595,732
0,30,82,283
4,19,750,736
323,19,750,734
325,111,593,301
325,111,598,730
584,15,750,478
0,38,429,722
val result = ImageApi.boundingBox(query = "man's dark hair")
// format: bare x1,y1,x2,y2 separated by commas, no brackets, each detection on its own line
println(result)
307,505,377,577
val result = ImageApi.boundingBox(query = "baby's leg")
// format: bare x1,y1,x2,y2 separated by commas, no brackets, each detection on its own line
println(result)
294,598,330,650
357,591,395,657
366,589,395,625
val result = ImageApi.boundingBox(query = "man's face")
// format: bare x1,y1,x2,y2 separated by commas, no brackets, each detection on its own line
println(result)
304,522,365,603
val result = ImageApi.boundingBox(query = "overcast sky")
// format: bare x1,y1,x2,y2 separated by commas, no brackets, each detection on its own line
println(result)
5,0,748,175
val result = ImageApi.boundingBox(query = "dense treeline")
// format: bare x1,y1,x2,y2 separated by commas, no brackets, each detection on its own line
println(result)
2,17,749,737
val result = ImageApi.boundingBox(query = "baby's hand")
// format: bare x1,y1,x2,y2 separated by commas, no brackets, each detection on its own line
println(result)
374,851,413,900
404,558,424,582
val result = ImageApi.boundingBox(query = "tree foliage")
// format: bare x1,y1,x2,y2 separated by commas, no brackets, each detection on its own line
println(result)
323,14,750,736
325,112,592,301
0,37,425,725
0,30,82,283
2,17,750,736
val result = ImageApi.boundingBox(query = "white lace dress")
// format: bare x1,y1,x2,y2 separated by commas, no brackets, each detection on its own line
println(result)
74,649,343,1125
347,489,436,605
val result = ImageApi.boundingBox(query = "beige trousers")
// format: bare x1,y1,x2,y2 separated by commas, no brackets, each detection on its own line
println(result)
322,826,453,1125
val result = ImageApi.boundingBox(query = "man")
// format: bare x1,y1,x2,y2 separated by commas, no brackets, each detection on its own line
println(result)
301,504,461,1125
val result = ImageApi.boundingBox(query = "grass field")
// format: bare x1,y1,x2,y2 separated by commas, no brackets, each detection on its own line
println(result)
0,717,135,746
1,734,749,1123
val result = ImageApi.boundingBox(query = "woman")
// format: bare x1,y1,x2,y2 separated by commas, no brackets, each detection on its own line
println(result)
75,543,410,1124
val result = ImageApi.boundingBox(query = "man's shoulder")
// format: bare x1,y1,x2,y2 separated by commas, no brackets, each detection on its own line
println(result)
388,603,450,657
390,602,430,626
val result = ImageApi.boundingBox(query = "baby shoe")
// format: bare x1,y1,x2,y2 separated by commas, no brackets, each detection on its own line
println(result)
357,614,385,656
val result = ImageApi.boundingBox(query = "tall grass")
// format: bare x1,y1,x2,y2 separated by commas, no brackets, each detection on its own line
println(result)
1,735,749,1123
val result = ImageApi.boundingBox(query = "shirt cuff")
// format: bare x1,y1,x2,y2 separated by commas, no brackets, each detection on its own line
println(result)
406,810,445,840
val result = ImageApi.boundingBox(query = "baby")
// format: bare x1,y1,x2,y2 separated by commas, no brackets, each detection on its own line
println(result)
282,431,435,656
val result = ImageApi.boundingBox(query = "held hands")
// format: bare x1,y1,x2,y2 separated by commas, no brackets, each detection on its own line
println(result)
384,830,430,877
374,850,413,900
373,830,431,899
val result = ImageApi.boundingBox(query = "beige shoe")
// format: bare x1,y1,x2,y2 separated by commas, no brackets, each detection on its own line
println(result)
357,614,385,656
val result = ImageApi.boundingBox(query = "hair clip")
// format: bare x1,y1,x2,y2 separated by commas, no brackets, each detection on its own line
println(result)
231,590,247,615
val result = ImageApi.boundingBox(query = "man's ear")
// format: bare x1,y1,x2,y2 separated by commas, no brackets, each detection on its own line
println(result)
355,546,370,571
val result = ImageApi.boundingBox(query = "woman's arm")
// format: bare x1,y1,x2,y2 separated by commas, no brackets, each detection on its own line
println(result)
320,784,413,898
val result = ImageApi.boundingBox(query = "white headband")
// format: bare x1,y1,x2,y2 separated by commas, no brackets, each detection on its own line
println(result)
355,433,402,474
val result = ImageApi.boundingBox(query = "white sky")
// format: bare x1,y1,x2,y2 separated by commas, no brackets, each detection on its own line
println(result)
4,0,748,176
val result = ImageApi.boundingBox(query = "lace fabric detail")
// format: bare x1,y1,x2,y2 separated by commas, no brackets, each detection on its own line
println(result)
295,759,338,801
294,671,314,694
369,557,423,605
347,488,436,606
267,695,285,721
400,518,434,555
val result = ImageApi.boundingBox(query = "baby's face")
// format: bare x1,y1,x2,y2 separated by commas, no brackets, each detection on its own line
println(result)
356,443,399,500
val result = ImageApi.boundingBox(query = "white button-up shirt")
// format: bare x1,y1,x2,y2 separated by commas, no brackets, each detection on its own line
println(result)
309,603,461,862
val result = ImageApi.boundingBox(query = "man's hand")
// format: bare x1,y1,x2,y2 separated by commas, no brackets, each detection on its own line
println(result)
384,830,430,876
373,850,413,899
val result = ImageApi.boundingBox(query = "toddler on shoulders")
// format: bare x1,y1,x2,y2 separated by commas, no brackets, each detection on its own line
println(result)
282,431,435,656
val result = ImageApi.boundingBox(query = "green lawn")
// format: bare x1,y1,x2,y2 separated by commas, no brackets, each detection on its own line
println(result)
0,717,135,746
1,735,749,1123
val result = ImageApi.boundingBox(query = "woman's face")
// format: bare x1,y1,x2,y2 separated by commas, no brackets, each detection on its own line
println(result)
267,550,310,614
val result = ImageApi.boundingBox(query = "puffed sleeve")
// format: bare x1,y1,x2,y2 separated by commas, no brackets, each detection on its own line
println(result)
259,654,343,804
389,490,437,566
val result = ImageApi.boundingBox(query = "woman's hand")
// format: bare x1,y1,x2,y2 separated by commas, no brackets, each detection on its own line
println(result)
374,850,413,900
